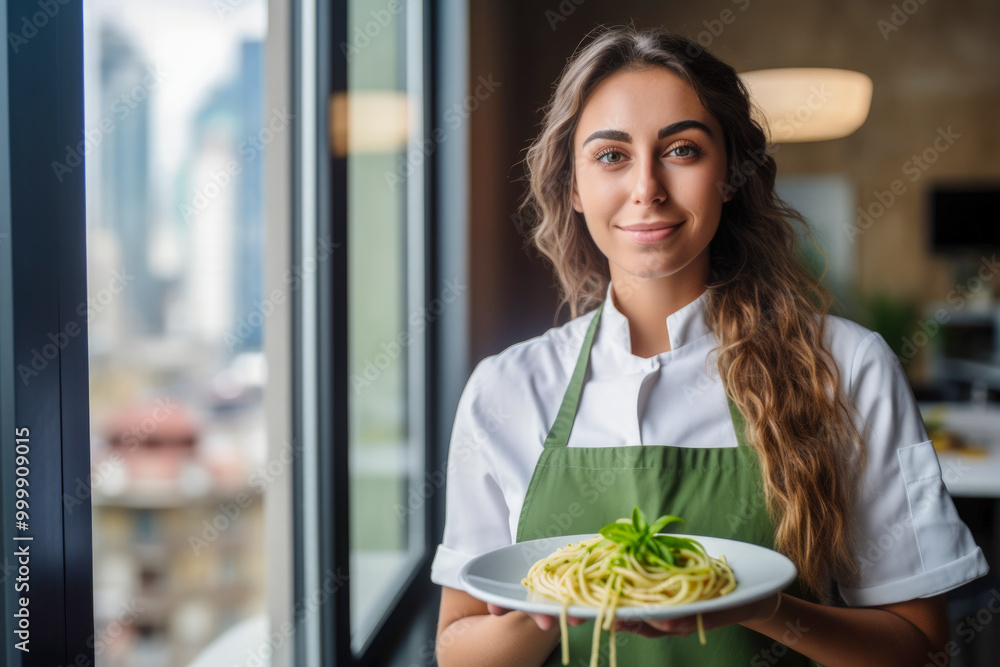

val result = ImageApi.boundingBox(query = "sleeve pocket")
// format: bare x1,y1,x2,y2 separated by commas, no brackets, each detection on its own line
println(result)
897,439,943,484
897,440,970,571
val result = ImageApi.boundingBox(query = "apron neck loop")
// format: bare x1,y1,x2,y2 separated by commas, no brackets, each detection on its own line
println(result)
542,299,604,449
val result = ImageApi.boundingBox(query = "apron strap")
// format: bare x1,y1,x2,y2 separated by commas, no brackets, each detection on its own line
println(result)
543,300,604,448
541,296,752,450
728,392,751,448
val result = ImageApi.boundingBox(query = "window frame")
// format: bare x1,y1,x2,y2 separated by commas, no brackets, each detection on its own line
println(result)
266,0,470,664
0,1,96,666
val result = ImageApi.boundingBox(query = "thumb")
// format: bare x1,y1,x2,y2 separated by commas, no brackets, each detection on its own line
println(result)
486,603,511,616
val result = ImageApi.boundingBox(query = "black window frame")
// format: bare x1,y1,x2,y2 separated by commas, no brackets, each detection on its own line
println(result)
1,1,95,666
289,0,468,664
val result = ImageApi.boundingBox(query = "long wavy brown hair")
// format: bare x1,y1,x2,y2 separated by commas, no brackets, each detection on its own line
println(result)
515,24,865,603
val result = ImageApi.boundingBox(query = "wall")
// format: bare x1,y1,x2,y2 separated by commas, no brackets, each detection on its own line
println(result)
467,0,1000,381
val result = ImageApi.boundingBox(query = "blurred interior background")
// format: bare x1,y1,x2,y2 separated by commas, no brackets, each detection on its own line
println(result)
77,0,1000,665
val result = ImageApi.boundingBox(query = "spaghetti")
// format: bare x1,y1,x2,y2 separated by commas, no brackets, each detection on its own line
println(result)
521,509,737,667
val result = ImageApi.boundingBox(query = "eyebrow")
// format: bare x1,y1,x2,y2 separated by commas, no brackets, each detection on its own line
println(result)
581,120,715,147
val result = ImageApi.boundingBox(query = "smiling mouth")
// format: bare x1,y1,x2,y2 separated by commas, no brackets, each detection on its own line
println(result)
617,221,685,232
616,221,685,244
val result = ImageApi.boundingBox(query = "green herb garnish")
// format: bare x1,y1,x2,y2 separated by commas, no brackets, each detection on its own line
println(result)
597,507,705,568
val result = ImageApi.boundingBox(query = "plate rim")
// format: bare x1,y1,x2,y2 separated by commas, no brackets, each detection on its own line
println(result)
457,533,797,620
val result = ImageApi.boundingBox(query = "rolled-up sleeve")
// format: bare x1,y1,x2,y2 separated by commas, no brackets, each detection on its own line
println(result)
430,356,513,591
837,331,989,606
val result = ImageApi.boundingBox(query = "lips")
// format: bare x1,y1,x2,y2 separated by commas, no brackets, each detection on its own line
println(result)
617,221,684,244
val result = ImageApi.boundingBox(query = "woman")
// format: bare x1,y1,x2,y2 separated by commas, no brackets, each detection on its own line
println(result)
431,24,988,666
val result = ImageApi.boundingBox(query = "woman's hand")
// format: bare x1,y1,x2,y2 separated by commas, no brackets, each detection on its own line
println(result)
487,593,779,636
612,592,781,638
486,603,587,632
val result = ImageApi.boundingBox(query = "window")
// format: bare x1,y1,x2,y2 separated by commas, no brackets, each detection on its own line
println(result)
286,0,461,663
1,0,461,664
343,0,427,651
83,1,270,664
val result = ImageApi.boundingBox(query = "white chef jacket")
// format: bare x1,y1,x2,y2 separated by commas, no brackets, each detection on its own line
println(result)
430,281,989,606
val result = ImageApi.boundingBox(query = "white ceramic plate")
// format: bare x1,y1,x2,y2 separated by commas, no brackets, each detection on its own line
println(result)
458,533,796,620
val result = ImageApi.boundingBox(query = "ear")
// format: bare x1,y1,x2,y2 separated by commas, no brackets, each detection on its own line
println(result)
721,169,735,203
571,179,583,213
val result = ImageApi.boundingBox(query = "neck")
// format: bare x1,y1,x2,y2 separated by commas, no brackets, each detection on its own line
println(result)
608,262,708,358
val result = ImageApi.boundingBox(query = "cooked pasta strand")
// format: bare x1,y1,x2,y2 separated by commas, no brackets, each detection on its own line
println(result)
522,534,736,667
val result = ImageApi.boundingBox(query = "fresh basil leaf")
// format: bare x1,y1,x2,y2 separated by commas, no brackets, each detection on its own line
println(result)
632,507,649,534
652,539,675,566
597,519,632,532
599,524,638,544
654,535,704,556
648,514,684,535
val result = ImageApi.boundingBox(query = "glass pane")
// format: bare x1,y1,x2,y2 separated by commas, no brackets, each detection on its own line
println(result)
346,0,426,651
83,1,269,665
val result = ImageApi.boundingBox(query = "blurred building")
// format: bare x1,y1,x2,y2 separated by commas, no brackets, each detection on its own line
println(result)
97,23,168,337
175,38,265,351
91,399,264,667
85,13,269,667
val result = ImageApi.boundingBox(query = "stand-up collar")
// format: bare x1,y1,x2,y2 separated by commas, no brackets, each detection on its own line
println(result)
600,281,712,355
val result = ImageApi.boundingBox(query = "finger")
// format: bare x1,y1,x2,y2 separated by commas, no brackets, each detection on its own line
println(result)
486,604,511,616
646,617,695,634
528,612,555,631
613,619,688,639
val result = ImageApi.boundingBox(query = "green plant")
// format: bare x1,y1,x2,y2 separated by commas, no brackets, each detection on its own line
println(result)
853,291,919,371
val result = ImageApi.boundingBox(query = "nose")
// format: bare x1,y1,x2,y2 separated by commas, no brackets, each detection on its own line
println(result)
631,155,668,206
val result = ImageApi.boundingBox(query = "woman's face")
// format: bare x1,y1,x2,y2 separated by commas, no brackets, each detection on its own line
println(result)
571,66,731,284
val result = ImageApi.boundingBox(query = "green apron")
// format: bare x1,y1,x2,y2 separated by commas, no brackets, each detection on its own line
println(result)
515,299,817,666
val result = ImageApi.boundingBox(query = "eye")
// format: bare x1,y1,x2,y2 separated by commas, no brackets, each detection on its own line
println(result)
594,147,626,166
667,142,704,158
